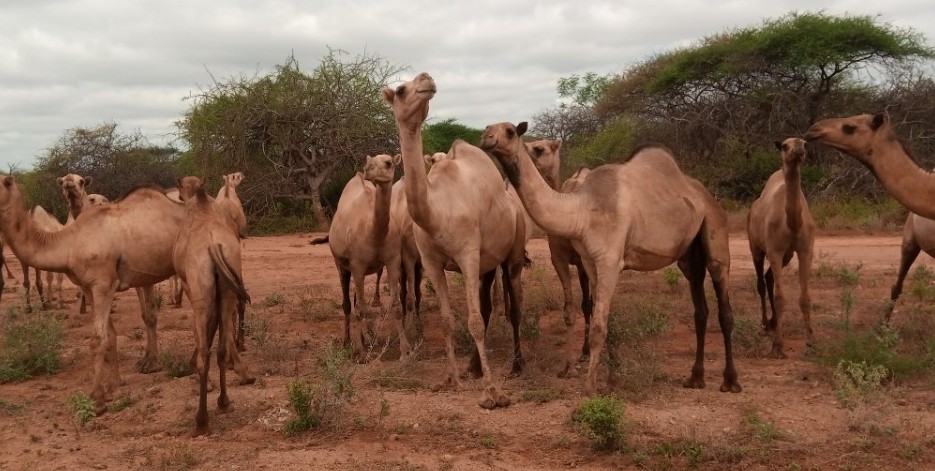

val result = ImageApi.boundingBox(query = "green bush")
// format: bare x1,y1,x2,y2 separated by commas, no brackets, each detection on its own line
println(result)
283,342,356,436
0,310,65,382
68,392,96,427
576,395,627,450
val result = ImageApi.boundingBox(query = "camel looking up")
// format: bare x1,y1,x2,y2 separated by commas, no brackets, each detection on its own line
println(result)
383,73,528,409
216,172,248,239
173,176,253,436
316,154,410,360
0,175,185,413
58,174,111,314
526,138,594,359
481,121,741,395
747,138,816,358
805,112,935,219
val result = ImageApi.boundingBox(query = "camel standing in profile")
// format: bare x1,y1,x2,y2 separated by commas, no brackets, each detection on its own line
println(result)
0,175,184,413
526,138,594,359
383,73,528,409
481,121,741,395
313,154,410,360
173,176,253,436
747,138,816,358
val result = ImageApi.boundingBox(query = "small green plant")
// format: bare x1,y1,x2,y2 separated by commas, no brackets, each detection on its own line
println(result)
731,313,770,358
0,310,65,382
242,311,272,348
684,441,704,467
909,266,935,301
520,388,561,404
263,292,287,307
576,395,627,450
282,342,356,436
833,359,887,408
662,266,681,291
743,409,778,441
68,392,96,428
283,379,318,435
479,433,496,449
158,346,191,378
107,394,134,413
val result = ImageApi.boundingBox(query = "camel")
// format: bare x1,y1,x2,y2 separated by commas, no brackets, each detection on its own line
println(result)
216,172,248,239
480,121,741,395
886,207,935,320
22,206,66,310
525,138,595,359
57,173,111,314
173,176,253,436
391,177,424,319
383,73,529,409
0,174,185,413
747,138,816,358
312,154,410,360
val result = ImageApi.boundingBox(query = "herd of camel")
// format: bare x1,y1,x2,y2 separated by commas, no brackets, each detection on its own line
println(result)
0,72,932,436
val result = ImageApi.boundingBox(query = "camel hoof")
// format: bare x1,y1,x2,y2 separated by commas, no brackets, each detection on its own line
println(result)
217,396,231,411
682,376,706,389
192,426,211,437
720,380,743,393
577,353,590,363
479,386,511,409
137,357,163,374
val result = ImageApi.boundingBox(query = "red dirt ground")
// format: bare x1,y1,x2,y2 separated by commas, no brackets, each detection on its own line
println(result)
1,232,934,470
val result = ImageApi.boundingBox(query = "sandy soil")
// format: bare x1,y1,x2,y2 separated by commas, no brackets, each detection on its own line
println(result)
1,232,934,470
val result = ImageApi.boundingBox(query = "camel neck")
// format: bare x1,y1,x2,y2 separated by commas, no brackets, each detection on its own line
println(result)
504,146,582,240
371,181,392,242
867,136,935,219
544,167,561,191
66,193,85,220
397,125,439,235
0,188,71,272
782,163,803,233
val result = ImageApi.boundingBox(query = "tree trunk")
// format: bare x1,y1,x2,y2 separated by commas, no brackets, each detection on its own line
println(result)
309,187,331,231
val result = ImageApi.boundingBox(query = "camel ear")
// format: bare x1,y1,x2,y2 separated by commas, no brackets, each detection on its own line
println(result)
516,122,528,137
774,141,783,151
84,176,93,187
871,112,887,131
393,154,402,166
553,139,563,152
366,155,373,165
2,176,13,188
176,178,184,191
423,154,432,165
381,87,395,104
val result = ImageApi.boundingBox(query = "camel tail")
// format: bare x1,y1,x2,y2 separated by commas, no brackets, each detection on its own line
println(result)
309,235,329,245
208,244,250,306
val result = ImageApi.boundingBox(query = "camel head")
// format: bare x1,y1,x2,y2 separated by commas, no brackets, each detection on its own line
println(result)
223,172,245,188
480,121,529,164
423,152,448,167
775,137,806,165
526,138,562,186
0,174,23,208
364,154,399,185
86,194,109,206
57,174,92,199
382,73,436,131
177,176,207,202
804,112,889,165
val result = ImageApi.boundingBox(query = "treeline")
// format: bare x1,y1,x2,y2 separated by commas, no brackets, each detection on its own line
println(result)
16,12,935,232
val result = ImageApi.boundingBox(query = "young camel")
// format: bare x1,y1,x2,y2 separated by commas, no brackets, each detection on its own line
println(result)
216,172,248,239
383,73,528,409
174,176,253,436
747,138,816,358
526,138,595,360
481,121,741,395
23,206,66,310
313,154,410,360
0,175,184,413
58,173,110,314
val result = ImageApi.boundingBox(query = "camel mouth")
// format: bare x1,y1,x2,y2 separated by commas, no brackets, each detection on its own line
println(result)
803,130,823,142
417,86,437,97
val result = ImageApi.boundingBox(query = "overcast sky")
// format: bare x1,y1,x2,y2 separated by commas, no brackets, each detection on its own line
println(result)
1,1,932,170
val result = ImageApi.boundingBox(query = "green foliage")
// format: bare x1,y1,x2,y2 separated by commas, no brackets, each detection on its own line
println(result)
909,265,935,301
810,197,907,231
158,346,191,379
283,342,356,436
743,409,779,441
520,388,561,404
662,267,681,291
731,312,771,358
603,300,669,396
423,118,483,154
283,379,318,435
576,395,627,450
68,393,96,427
243,311,272,348
557,72,612,108
833,359,888,408
0,310,65,383
565,117,641,171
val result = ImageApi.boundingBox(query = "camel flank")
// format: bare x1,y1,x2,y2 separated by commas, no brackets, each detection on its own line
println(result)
0,174,185,413
481,121,741,396
526,138,594,359
173,176,254,436
321,154,410,361
747,138,816,358
384,73,528,410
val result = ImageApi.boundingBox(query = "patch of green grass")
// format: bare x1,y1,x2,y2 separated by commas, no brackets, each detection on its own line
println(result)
908,265,935,301
107,394,134,413
263,292,287,308
283,342,356,436
68,392,96,428
242,311,271,348
479,433,496,449
743,409,779,441
833,359,888,409
602,299,669,397
0,309,65,382
575,395,627,451
731,311,769,358
662,266,681,291
520,388,561,404
158,345,191,378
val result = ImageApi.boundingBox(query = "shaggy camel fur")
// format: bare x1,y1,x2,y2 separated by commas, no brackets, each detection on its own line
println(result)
527,138,595,359
313,154,410,360
0,175,185,413
174,176,253,436
805,112,935,320
384,73,528,409
23,206,66,310
747,138,816,357
481,121,741,395
58,173,111,314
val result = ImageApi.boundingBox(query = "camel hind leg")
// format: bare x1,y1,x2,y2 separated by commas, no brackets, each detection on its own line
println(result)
135,286,162,373
887,236,920,321
466,268,498,379
575,261,592,361
696,216,741,392
502,260,525,377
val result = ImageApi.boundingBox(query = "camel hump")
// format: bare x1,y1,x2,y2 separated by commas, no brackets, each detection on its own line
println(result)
625,143,684,175
208,243,250,305
309,235,329,245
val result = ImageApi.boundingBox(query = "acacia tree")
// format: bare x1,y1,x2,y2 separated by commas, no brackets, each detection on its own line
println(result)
532,72,610,143
178,50,406,227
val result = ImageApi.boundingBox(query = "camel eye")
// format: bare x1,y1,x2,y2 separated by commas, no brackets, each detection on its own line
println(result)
384,161,391,168
395,85,405,96
532,146,544,158
506,128,515,138
843,124,856,135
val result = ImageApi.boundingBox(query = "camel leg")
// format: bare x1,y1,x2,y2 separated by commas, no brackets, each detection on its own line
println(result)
21,264,31,312
766,252,787,359
35,267,48,310
414,262,424,316
79,287,91,315
798,249,814,346
458,254,509,409
503,261,525,377
186,279,213,436
752,251,769,328
349,270,368,360
491,267,505,319
423,259,462,390
575,262,592,362
383,259,410,359
399,260,412,320
888,237,920,322
371,267,383,308
551,249,576,327
89,284,118,415
764,268,777,332
699,224,741,393
56,273,65,309
678,239,710,389
466,269,497,379
44,271,54,308
338,267,352,347
135,286,162,373
582,258,621,396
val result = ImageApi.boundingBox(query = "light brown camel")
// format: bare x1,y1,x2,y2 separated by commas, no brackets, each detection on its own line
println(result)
58,173,111,314
885,202,935,320
383,73,528,409
0,175,185,413
312,154,410,360
216,172,247,239
391,176,423,319
481,121,741,395
173,176,253,436
163,188,186,308
22,206,66,310
526,138,595,359
746,138,816,358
